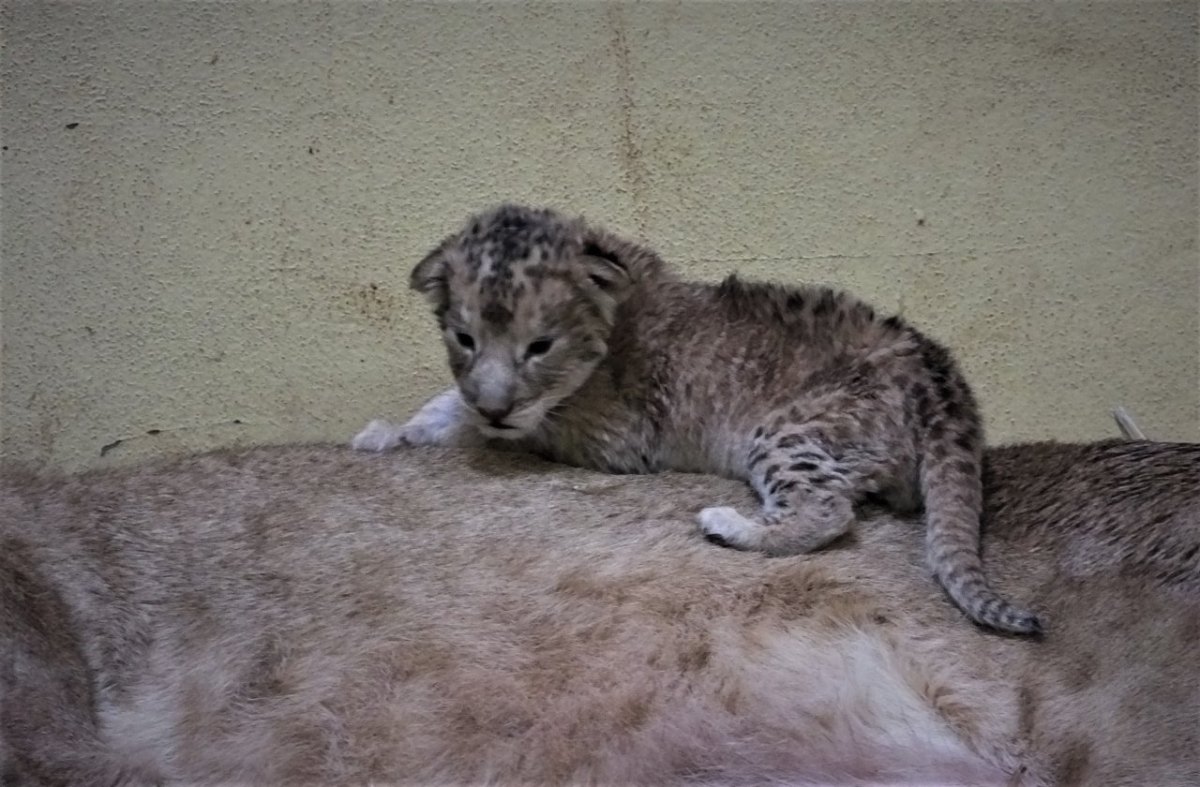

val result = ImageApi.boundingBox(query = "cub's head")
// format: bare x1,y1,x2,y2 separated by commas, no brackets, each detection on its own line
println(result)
410,204,663,439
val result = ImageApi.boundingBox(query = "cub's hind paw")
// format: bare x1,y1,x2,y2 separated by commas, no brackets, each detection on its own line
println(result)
697,506,764,550
351,419,407,452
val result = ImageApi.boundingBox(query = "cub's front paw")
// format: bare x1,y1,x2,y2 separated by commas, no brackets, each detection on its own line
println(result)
351,419,407,452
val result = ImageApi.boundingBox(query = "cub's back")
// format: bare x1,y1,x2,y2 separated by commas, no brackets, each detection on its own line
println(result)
613,274,919,399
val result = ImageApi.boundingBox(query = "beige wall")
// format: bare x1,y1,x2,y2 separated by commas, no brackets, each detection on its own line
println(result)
2,1,1197,471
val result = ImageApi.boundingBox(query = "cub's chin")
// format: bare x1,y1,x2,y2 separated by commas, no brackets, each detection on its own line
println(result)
470,393,567,441
478,423,530,441
474,406,548,441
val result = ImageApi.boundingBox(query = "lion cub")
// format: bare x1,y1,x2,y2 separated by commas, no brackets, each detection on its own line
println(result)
354,204,1041,635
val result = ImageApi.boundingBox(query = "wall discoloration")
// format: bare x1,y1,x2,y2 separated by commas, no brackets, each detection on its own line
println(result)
340,282,402,328
607,4,649,235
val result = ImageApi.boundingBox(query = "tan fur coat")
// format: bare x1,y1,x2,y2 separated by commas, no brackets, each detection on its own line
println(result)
2,439,1197,785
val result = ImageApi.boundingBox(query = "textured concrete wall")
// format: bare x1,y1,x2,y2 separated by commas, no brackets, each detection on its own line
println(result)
2,1,1197,471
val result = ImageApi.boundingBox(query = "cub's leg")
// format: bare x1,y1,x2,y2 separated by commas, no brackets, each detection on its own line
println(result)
351,387,482,451
698,408,912,557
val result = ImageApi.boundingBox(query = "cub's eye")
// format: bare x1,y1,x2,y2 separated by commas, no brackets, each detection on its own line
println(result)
454,332,476,350
526,337,554,357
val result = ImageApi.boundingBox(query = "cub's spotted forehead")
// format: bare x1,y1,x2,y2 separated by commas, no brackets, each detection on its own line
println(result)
454,204,584,282
441,204,591,329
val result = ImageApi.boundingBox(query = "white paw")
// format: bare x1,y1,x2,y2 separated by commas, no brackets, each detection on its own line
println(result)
400,388,476,446
351,419,407,452
399,415,458,446
697,506,759,546
353,389,482,452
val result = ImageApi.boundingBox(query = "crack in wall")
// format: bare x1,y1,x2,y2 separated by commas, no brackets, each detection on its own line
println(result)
689,240,1072,266
607,4,649,236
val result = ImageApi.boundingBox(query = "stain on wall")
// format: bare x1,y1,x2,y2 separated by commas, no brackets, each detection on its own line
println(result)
1,1,1196,471
339,282,402,329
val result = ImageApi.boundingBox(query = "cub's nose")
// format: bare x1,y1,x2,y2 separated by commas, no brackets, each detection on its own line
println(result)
477,404,513,424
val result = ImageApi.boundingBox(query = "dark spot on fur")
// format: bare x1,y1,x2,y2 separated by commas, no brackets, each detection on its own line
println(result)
1064,651,1098,691
910,383,931,414
943,398,962,419
921,343,952,378
1056,740,1093,784
616,697,652,732
812,289,837,317
243,640,290,699
1017,685,1037,738
677,640,711,671
481,301,513,326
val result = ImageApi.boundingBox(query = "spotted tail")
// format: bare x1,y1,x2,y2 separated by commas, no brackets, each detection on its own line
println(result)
921,454,1042,634
917,342,1042,635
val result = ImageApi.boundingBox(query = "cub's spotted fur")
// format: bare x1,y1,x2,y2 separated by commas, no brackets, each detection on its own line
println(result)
355,204,1041,634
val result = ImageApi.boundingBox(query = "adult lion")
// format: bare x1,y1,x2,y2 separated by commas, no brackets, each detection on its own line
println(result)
2,439,1197,785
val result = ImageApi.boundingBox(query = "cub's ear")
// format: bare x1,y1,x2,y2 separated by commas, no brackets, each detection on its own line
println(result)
580,227,666,299
579,232,633,296
409,234,457,306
